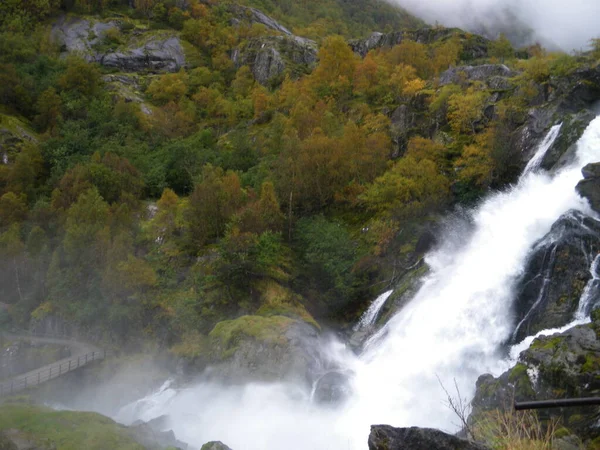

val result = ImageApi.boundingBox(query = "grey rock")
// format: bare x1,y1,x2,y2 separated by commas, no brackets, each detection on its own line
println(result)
439,64,516,86
130,418,188,450
312,371,351,405
512,210,600,341
233,36,317,85
576,162,600,213
52,16,185,73
207,318,324,385
200,442,232,450
100,36,185,72
349,28,489,60
229,4,292,36
472,320,600,439
581,162,600,179
368,426,488,450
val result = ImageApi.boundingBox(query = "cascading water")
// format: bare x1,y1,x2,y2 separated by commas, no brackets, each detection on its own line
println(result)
520,123,562,178
354,290,393,331
114,117,600,450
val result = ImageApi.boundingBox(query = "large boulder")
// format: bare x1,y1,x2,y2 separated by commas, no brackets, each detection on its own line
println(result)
472,317,600,440
52,16,185,73
511,210,600,342
232,36,317,85
576,162,600,213
368,426,488,450
201,442,232,450
206,315,323,384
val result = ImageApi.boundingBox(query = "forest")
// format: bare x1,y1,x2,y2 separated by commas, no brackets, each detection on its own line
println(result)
0,0,598,364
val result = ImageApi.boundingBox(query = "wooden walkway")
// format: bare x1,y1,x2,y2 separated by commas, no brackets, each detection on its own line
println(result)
0,332,106,397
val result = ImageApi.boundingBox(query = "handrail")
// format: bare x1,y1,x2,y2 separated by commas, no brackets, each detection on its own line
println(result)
515,397,600,410
0,331,108,397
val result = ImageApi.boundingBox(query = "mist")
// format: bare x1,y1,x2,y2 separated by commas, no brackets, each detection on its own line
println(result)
390,0,600,51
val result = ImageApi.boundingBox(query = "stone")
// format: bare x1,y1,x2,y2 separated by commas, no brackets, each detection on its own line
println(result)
206,316,324,384
368,426,489,450
439,64,515,86
201,442,232,450
52,16,185,73
512,210,600,341
312,371,351,405
233,36,317,85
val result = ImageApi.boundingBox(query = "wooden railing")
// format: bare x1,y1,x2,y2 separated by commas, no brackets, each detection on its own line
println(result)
0,332,107,397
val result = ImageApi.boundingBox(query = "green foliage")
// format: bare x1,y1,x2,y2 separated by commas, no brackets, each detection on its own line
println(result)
361,157,450,219
0,403,145,450
295,215,360,310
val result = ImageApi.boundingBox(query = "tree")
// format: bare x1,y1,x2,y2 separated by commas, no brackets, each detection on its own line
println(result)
186,165,244,250
63,187,110,266
361,156,450,219
147,71,189,105
309,35,357,97
489,33,514,62
447,86,487,134
0,192,27,226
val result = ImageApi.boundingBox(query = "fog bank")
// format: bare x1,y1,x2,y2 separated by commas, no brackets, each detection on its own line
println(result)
391,0,600,51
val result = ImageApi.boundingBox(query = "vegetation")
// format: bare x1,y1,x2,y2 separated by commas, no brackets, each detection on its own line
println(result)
0,403,145,450
0,0,598,366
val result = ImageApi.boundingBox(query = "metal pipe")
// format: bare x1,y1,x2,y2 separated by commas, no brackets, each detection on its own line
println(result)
515,397,600,410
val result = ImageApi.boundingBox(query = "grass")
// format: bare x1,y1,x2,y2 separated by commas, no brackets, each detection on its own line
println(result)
0,403,144,450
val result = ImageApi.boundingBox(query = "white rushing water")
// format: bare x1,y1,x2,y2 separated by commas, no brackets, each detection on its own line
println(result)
520,123,562,178
354,290,393,331
116,117,600,450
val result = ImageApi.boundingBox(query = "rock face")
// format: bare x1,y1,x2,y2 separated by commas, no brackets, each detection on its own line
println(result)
201,442,233,450
228,4,293,36
576,162,600,213
233,35,317,85
438,64,516,87
206,315,323,384
52,16,185,73
472,317,600,439
349,28,489,59
368,426,488,450
512,210,600,342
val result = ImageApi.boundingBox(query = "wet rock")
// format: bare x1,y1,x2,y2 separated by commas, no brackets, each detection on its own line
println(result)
576,162,600,213
368,425,489,450
312,371,351,405
472,319,600,439
512,210,600,342
201,442,232,450
233,36,317,85
100,36,185,72
207,315,323,384
129,420,188,450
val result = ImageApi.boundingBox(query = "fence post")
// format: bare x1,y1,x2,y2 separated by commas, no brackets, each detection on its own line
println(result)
38,372,40,384
69,360,71,370
85,353,88,364
10,381,13,394
49,366,52,378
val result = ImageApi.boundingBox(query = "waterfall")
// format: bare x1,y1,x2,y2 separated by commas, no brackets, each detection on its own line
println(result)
354,290,393,331
520,123,562,178
113,117,600,450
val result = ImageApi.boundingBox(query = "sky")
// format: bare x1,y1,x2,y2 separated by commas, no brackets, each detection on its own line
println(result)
390,0,600,51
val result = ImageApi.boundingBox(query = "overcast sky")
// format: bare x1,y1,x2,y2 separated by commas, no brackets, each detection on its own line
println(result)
390,0,600,51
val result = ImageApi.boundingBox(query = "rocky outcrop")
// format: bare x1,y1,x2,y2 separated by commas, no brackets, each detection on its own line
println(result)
511,210,600,342
52,16,185,73
232,36,317,85
228,4,292,37
206,315,323,384
201,442,233,450
349,28,489,60
368,426,488,450
439,64,516,87
129,415,188,449
472,316,600,440
576,162,600,213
